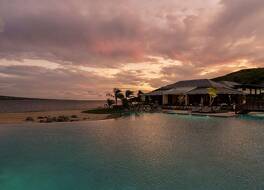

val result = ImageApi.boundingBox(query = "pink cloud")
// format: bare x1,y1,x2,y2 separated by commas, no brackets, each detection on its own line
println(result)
0,0,263,98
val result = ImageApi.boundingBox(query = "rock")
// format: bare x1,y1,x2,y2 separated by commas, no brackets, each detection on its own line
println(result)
57,115,70,122
46,117,53,123
71,115,78,118
25,117,34,122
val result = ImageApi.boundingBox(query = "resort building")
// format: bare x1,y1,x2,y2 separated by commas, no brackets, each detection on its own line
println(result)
234,84,264,96
219,81,264,96
145,79,244,109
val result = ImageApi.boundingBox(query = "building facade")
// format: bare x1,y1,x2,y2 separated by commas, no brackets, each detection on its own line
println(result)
145,79,245,108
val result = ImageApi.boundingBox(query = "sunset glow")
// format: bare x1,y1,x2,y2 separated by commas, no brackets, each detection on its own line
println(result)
0,0,263,99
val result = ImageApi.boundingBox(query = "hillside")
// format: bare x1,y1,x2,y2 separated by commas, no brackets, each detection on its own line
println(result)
213,68,264,84
0,96,41,100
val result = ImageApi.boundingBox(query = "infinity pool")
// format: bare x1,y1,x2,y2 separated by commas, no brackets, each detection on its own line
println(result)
0,113,264,190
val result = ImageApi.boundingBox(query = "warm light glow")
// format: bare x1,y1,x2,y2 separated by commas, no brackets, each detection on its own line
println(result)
0,59,61,70
0,0,263,99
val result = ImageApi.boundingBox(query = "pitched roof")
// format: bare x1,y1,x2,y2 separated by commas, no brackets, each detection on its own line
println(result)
235,83,264,88
146,79,244,96
186,87,243,95
145,90,164,96
163,87,196,95
157,79,225,91
219,81,241,88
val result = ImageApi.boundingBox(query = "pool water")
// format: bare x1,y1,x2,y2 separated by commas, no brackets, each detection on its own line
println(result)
0,113,264,190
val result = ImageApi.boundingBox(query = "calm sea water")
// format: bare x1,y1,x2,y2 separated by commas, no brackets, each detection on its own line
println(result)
0,113,264,190
0,99,105,113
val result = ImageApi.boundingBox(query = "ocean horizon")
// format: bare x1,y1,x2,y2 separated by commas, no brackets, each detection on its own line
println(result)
0,99,105,113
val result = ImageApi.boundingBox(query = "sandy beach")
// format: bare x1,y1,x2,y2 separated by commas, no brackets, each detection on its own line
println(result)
0,110,112,124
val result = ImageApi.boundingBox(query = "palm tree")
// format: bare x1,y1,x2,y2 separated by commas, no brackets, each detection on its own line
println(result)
116,92,124,100
136,90,144,102
125,90,134,99
177,95,185,105
137,90,144,97
116,92,125,107
208,87,217,106
106,99,115,108
113,88,122,105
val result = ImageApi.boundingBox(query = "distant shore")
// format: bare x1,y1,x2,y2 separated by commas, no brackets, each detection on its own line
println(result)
0,109,117,124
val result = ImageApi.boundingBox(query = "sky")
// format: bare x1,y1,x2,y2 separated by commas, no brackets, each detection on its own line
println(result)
0,0,263,99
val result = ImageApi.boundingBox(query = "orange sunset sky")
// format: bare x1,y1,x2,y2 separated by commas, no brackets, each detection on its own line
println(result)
0,0,263,99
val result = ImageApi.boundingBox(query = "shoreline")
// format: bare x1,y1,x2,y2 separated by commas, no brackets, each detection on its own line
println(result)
2,109,263,125
0,109,117,124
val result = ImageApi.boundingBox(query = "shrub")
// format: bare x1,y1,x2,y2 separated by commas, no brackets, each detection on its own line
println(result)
25,117,34,122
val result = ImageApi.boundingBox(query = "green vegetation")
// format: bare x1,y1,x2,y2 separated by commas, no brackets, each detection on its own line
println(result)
113,88,122,105
83,88,158,116
125,90,134,99
208,87,218,106
177,95,185,105
213,68,264,84
106,88,144,108
106,99,115,108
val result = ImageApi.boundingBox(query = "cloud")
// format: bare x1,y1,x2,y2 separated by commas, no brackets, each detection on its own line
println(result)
198,0,264,65
0,17,3,32
0,0,263,98
0,0,146,67
0,64,114,99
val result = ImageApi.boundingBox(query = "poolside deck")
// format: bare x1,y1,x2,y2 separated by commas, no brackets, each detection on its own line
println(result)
163,109,237,118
